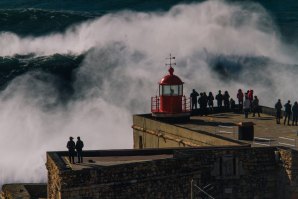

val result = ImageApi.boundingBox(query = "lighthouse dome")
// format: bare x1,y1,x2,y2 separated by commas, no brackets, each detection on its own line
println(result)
159,67,183,85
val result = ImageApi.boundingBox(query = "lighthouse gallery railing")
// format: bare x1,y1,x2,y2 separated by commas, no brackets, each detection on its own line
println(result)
151,96,190,113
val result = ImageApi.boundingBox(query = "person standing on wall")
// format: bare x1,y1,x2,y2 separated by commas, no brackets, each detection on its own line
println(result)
284,100,292,126
76,136,84,163
66,137,75,164
275,99,282,124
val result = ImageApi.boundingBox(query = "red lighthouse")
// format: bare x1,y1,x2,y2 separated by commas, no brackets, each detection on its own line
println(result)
151,55,190,121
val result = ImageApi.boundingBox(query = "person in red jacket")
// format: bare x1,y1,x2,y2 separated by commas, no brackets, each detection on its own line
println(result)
248,90,254,109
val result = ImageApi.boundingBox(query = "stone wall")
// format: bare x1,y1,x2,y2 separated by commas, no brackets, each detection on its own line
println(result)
1,183,47,199
46,147,284,199
46,152,69,199
179,147,278,198
278,147,298,199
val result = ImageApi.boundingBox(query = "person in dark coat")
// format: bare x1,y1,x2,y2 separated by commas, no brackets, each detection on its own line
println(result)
237,89,244,112
190,89,199,110
215,90,223,109
66,137,75,164
202,92,208,115
223,91,230,110
284,100,292,125
292,102,298,126
208,92,214,111
275,99,282,124
252,96,261,117
230,98,236,111
75,136,84,163
198,92,208,116
198,93,203,109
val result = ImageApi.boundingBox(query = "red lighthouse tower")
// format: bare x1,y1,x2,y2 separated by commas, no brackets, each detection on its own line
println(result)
151,55,190,121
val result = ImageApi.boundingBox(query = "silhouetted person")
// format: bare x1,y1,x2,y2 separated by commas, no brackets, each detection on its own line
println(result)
275,99,282,124
243,95,250,118
216,90,223,110
252,96,261,117
284,100,292,126
198,92,208,116
66,137,75,164
198,93,203,109
223,91,230,110
208,92,214,111
230,98,236,110
237,89,244,111
292,102,298,126
202,92,208,115
190,89,199,110
75,136,84,163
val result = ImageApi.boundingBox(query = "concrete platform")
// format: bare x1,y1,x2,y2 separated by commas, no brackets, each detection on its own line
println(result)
178,112,298,147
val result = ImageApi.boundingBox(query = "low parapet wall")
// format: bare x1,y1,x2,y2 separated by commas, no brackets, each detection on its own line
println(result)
261,106,279,116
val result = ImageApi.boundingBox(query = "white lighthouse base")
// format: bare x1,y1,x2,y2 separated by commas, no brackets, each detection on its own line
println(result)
152,112,190,118
151,112,190,123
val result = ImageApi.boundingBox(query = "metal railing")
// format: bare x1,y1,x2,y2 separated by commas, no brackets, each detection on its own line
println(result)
183,96,191,112
151,96,160,112
151,95,191,113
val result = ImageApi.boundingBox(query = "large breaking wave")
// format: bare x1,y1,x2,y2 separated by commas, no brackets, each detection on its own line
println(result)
0,0,298,186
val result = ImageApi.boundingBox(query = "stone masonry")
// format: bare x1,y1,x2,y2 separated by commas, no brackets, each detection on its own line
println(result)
45,146,298,199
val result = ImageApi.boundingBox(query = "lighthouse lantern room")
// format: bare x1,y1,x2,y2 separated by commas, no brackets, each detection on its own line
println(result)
151,55,190,120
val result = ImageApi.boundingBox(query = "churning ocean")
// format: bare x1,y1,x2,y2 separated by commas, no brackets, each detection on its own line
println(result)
0,0,298,186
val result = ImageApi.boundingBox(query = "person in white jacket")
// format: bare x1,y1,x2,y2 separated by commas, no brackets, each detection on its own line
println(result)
243,95,251,118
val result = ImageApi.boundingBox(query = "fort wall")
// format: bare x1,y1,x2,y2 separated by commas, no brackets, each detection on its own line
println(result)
132,114,243,149
46,147,282,199
278,147,298,198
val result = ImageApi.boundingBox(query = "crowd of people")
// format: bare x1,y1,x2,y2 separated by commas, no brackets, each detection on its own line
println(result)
275,99,298,126
190,88,298,126
190,89,260,118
